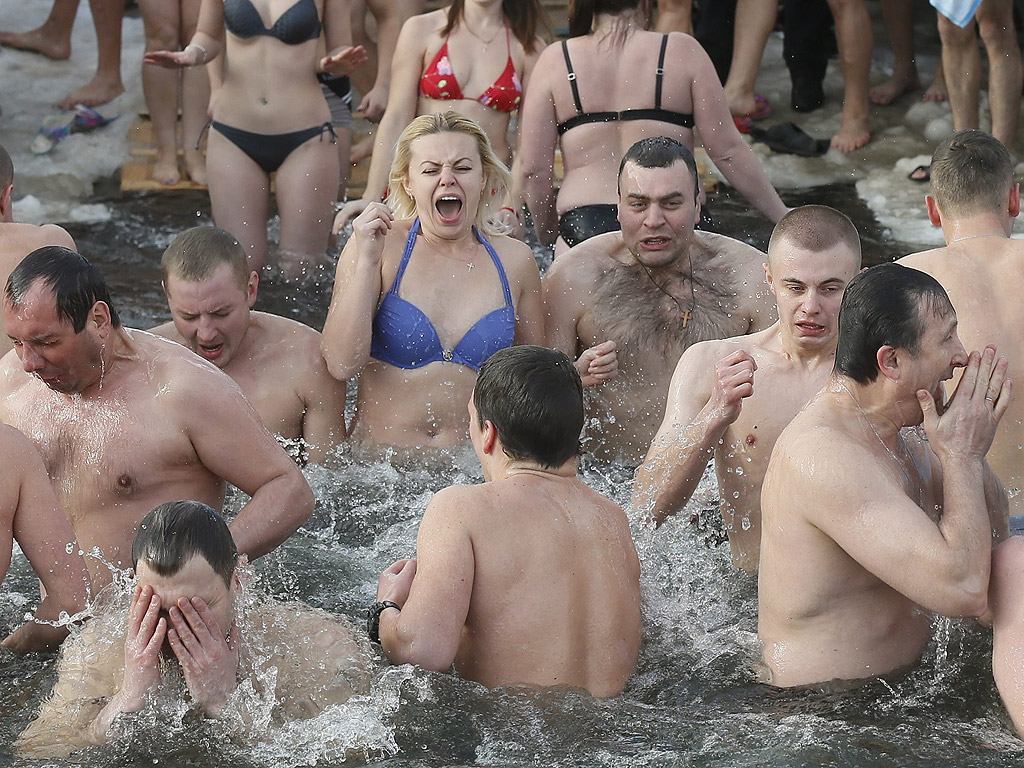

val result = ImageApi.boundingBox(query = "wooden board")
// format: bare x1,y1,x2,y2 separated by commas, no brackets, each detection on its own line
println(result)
120,116,207,192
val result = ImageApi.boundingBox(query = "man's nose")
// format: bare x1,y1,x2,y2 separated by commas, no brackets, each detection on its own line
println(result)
21,346,43,372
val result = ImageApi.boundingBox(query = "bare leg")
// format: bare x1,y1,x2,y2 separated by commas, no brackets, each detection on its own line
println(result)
938,12,982,131
59,0,126,108
870,0,921,105
139,0,181,184
348,0,376,99
180,0,209,183
923,57,948,101
976,0,1022,148
826,0,872,152
0,0,78,59
335,126,353,201
206,129,271,272
274,134,340,279
655,0,693,35
722,0,778,117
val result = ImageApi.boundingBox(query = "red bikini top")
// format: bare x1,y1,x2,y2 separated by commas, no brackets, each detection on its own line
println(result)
419,25,522,113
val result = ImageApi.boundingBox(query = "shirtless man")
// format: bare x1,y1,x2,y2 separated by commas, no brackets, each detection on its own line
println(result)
900,130,1024,513
545,137,775,465
0,246,314,589
759,263,1009,687
0,425,90,652
151,226,348,465
371,346,642,697
16,501,370,757
633,205,861,571
0,142,76,353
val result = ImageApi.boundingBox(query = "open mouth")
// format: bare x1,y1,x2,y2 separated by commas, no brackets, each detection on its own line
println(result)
641,237,670,248
796,322,825,334
435,196,463,223
197,343,224,360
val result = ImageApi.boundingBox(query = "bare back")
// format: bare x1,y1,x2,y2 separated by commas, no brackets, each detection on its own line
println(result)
451,476,641,697
901,241,1024,512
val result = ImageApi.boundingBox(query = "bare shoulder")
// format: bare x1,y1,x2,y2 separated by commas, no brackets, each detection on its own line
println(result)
127,329,243,399
897,247,951,274
251,312,322,358
486,233,541,284
148,320,184,344
696,231,767,271
403,7,445,37
546,233,621,286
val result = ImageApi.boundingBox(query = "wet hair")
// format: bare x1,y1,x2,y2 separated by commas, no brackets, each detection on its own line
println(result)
767,205,862,268
569,0,653,38
5,246,121,332
132,501,238,587
473,345,584,469
0,143,13,191
388,111,513,237
930,129,1014,218
834,263,953,384
161,226,250,289
617,136,699,202
442,0,546,53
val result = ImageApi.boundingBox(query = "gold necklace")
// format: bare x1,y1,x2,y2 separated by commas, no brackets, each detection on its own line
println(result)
463,19,503,47
631,253,696,329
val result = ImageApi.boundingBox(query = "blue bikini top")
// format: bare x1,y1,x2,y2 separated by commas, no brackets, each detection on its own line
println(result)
223,0,321,45
371,219,516,372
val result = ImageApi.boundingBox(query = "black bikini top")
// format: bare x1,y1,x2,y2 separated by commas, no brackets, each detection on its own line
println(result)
556,35,695,135
223,0,321,45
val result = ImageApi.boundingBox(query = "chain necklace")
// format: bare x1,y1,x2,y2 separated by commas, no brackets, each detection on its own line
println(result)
947,231,1005,245
463,18,504,47
631,252,696,329
836,379,923,505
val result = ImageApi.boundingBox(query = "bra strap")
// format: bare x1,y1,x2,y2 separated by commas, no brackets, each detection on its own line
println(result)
655,35,668,109
561,41,584,114
390,218,421,295
475,227,514,307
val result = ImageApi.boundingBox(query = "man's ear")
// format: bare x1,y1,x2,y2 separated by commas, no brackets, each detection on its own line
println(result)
481,419,498,455
1009,183,1020,219
876,345,901,381
246,271,259,308
925,195,942,228
89,300,113,339
0,184,12,218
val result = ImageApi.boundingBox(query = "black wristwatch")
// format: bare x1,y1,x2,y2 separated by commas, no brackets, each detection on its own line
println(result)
366,601,401,644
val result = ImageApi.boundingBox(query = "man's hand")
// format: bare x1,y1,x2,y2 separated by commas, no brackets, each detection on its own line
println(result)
576,340,618,386
919,345,1011,462
166,597,239,717
357,86,388,122
377,558,417,606
119,585,167,712
708,350,757,424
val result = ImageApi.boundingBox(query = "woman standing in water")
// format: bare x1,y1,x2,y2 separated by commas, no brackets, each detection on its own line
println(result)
322,112,544,456
334,0,546,233
519,0,789,254
144,0,365,278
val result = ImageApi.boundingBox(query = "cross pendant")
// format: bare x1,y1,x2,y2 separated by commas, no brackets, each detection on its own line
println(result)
681,310,691,328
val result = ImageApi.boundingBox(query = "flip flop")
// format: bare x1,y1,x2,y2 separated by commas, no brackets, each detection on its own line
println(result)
733,115,752,134
908,164,931,182
749,122,830,157
749,93,772,120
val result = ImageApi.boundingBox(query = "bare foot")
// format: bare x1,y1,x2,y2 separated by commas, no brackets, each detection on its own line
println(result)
59,73,124,109
830,115,871,153
151,151,181,185
923,70,948,103
183,148,207,186
350,134,374,164
0,27,71,59
869,68,921,105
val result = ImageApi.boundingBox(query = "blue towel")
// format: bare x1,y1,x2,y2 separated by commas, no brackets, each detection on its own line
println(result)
930,0,983,27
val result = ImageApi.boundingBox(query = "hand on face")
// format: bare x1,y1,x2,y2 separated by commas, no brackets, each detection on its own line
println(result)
918,345,1011,461
710,350,757,425
120,585,167,711
377,558,417,606
165,596,239,717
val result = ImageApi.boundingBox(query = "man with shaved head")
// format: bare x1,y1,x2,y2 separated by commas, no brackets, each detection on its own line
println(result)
634,205,861,571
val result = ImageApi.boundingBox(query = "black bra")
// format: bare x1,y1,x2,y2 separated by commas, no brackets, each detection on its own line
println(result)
223,0,321,45
557,35,695,135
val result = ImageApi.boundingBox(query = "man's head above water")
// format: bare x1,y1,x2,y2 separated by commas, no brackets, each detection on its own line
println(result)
4,246,122,393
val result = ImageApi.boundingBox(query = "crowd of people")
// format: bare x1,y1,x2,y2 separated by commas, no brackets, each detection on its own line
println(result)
1,0,1024,757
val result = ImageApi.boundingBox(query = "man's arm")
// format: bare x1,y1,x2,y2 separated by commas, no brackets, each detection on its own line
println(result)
358,0,424,121
377,486,474,671
1,429,89,652
633,344,753,524
810,350,1010,616
991,536,1024,737
179,364,314,559
299,337,349,466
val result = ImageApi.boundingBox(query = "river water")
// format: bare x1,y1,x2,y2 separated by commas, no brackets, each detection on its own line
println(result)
3,0,1024,763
